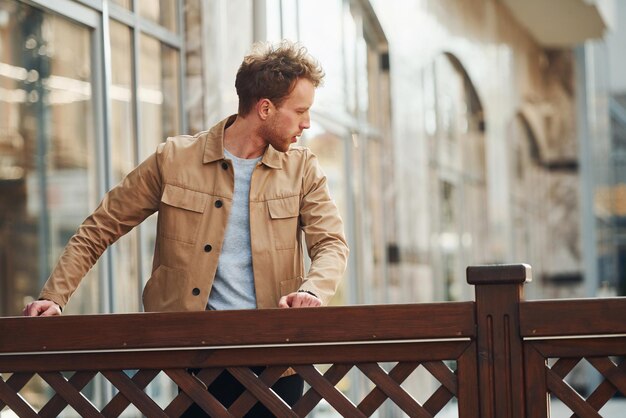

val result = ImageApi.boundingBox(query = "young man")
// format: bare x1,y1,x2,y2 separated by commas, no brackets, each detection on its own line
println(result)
23,41,349,416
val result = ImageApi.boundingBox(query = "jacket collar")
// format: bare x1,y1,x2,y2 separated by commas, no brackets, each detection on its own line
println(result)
202,115,282,169
260,143,282,169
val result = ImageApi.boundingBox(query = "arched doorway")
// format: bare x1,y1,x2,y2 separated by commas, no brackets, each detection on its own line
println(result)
425,52,488,301
510,110,582,299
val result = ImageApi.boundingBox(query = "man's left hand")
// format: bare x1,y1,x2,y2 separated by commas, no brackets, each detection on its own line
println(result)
278,291,321,308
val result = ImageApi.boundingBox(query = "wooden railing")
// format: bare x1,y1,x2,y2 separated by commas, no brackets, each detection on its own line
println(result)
0,264,625,417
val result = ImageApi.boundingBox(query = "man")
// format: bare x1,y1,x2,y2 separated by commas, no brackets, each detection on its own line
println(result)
23,41,349,416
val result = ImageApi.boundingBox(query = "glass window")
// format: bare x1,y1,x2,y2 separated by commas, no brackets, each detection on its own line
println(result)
366,138,386,303
138,33,180,160
138,34,180,307
343,6,357,115
139,0,177,32
356,30,369,117
297,0,346,115
265,0,282,41
109,20,135,183
109,19,140,313
366,45,381,127
427,55,488,301
280,0,299,39
0,0,98,316
299,124,349,306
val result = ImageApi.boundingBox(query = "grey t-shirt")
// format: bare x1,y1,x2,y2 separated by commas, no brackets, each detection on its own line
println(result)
207,149,262,310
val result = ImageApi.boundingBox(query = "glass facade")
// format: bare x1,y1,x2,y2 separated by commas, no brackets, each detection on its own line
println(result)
109,17,139,313
0,0,183,317
0,0,99,317
418,54,488,302
0,0,183,409
266,0,392,309
0,0,391,412
0,0,392,316
0,0,387,411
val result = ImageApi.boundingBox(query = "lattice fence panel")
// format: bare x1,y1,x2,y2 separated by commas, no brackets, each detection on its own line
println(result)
0,360,465,417
545,356,626,418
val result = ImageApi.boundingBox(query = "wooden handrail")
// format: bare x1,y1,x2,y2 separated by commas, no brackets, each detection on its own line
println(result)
520,298,626,337
0,302,475,354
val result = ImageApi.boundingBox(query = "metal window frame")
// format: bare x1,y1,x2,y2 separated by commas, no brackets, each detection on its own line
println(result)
17,0,109,406
18,0,187,314
23,0,99,26
18,0,109,312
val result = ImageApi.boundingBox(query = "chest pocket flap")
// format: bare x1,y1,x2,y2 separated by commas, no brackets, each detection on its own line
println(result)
162,184,208,213
268,195,299,219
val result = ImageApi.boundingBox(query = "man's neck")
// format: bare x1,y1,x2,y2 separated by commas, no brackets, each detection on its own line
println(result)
223,115,267,159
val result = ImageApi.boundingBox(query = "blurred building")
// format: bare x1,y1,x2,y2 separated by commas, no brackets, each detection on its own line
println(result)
0,0,622,414
369,0,618,303
604,1,626,296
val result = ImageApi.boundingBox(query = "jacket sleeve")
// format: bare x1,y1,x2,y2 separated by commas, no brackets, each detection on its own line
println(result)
39,143,167,308
298,149,349,305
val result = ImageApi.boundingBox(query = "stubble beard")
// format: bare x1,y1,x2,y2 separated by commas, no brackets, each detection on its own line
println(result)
259,118,290,153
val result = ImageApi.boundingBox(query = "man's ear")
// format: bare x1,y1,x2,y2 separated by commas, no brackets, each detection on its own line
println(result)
257,98,272,121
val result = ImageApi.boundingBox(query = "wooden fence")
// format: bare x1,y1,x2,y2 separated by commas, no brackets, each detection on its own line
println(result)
0,264,625,417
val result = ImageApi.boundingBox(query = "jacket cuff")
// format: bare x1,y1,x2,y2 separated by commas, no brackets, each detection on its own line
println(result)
297,289,319,299
38,293,65,311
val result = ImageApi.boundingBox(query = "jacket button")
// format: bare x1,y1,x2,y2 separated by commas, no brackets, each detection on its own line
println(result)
204,244,212,252
192,288,200,296
215,200,223,208
221,162,228,170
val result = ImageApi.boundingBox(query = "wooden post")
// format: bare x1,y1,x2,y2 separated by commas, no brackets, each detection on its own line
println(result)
467,264,531,418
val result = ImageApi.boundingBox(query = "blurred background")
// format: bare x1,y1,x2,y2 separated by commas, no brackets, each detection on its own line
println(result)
0,0,624,416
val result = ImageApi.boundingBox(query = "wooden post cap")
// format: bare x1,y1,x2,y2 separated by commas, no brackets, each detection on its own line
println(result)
466,264,532,285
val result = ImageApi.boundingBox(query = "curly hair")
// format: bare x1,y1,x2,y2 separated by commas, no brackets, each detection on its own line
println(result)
235,40,324,116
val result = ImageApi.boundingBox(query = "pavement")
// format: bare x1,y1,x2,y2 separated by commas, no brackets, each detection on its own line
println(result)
311,398,626,417
3,398,626,417
435,398,626,418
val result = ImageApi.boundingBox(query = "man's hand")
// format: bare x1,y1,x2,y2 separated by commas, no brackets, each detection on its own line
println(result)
23,300,62,317
278,291,321,308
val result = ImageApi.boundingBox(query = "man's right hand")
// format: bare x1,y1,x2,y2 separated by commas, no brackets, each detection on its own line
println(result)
23,300,62,317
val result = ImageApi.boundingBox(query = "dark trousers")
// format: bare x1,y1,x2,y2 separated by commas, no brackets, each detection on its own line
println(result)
181,368,304,418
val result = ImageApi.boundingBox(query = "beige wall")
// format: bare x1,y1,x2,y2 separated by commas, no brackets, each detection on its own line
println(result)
370,0,582,301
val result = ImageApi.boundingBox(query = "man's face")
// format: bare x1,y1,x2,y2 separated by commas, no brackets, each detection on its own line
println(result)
260,78,315,152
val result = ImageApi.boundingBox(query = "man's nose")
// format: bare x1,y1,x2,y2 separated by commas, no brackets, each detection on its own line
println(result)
301,116,310,130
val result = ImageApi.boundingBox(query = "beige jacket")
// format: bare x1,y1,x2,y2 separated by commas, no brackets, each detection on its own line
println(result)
40,116,349,311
